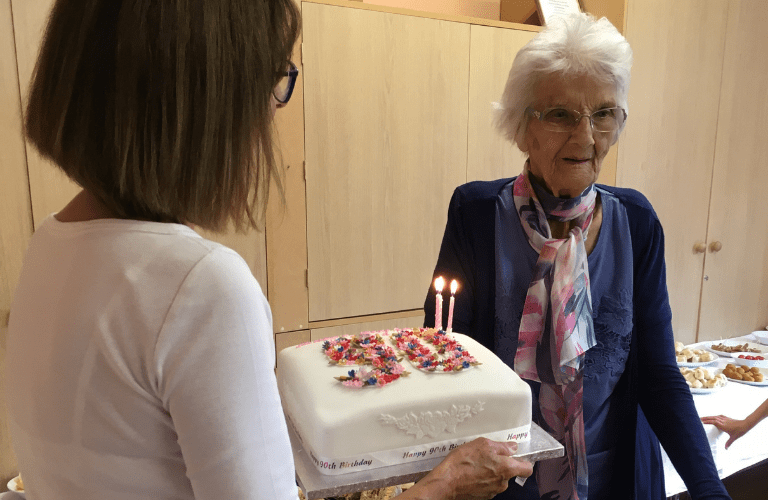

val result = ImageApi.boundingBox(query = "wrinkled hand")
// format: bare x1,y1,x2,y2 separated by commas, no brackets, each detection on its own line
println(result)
700,415,750,449
407,437,533,500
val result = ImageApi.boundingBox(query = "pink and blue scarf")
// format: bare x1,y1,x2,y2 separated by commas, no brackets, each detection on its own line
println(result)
513,166,597,500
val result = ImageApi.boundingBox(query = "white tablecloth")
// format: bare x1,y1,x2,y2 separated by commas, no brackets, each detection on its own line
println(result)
662,334,768,496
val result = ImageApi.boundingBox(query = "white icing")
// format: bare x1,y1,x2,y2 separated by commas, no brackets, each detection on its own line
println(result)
277,330,532,475
380,402,485,438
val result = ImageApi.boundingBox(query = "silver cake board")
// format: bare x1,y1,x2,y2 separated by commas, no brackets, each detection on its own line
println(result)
290,421,564,499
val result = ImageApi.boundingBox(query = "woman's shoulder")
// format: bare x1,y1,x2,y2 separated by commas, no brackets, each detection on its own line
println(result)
457,177,515,198
596,184,661,227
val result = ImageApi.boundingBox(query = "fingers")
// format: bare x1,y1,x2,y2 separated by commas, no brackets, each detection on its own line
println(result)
507,457,534,478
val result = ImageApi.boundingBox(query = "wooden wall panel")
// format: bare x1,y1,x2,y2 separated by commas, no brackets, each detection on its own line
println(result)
11,0,79,228
267,29,309,334
467,24,534,182
698,0,768,340
303,3,470,321
1,0,34,483
618,0,728,345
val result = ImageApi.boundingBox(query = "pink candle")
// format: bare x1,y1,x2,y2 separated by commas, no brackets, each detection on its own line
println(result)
434,277,444,330
447,280,458,333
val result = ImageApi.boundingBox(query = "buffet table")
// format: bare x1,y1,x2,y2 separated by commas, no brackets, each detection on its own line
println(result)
663,334,768,497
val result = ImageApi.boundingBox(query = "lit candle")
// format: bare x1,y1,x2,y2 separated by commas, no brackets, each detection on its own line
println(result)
447,279,458,333
434,277,444,331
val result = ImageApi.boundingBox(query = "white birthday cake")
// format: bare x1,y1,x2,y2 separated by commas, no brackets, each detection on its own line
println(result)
276,328,532,475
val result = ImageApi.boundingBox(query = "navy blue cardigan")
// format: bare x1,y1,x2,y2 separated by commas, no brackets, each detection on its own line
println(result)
424,179,730,500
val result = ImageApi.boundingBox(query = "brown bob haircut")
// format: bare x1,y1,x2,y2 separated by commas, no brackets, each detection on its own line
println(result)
25,0,301,231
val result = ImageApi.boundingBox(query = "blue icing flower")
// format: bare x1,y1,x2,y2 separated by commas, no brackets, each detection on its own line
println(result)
421,361,432,368
366,378,377,385
462,361,470,368
348,370,356,377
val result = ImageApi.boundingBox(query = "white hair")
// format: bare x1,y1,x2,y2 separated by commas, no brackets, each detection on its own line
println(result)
495,13,633,150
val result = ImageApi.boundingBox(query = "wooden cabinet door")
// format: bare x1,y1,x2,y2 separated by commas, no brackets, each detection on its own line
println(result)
303,2,470,321
697,0,768,340
618,0,729,344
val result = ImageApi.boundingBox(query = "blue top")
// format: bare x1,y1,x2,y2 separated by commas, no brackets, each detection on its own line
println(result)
425,178,730,500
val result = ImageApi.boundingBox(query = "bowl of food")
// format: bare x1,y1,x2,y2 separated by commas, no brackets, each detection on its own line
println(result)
752,330,768,345
731,353,768,368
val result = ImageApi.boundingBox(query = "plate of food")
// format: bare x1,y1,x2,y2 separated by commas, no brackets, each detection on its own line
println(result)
674,342,718,366
7,474,25,497
722,364,768,386
679,366,727,394
703,341,768,358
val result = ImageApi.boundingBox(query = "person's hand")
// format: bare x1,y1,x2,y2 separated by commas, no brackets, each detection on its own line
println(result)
402,437,533,500
700,415,750,449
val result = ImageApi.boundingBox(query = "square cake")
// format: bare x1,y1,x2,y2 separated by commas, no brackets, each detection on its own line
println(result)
276,328,532,475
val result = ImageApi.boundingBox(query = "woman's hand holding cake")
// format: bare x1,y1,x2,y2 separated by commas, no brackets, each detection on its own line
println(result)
399,438,533,500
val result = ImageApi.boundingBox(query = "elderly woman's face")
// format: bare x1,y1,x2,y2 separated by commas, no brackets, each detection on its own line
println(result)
523,73,618,198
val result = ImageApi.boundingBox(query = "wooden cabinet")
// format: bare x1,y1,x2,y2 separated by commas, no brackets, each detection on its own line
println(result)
303,2,472,321
619,0,768,343
696,0,768,340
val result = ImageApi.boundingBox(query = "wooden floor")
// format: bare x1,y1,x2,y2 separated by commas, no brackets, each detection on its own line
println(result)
668,458,768,500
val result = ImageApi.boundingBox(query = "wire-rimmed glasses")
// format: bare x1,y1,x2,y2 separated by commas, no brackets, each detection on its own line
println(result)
527,106,627,133
273,61,299,105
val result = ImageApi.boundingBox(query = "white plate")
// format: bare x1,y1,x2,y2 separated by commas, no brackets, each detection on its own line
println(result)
702,341,768,358
7,476,25,497
723,366,768,387
678,357,719,368
682,368,727,394
752,331,768,345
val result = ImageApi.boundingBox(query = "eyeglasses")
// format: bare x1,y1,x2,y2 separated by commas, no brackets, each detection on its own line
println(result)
527,106,627,133
273,61,299,104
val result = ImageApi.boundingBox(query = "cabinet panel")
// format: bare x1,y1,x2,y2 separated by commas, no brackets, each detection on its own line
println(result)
304,3,470,321
267,30,309,334
618,0,729,344
467,25,533,182
1,0,34,482
698,0,768,340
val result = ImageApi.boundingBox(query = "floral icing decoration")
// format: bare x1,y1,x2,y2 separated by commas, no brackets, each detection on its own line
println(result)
322,332,410,388
392,328,481,372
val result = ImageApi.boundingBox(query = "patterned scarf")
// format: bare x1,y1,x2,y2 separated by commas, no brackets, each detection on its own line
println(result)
513,166,597,500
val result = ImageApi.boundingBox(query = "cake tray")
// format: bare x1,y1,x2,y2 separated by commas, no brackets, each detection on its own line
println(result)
290,422,564,499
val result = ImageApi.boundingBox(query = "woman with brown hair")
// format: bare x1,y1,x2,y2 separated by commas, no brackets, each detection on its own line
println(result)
5,1,530,499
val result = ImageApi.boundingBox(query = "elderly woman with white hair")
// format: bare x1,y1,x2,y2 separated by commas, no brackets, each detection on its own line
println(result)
425,13,730,500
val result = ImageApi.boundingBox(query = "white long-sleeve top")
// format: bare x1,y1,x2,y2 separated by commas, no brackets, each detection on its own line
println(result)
5,216,297,499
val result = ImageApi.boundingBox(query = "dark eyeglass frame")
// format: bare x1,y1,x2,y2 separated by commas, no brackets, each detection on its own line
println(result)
274,61,299,104
526,106,627,133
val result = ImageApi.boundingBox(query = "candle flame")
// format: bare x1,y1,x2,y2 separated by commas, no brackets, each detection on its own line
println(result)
450,280,458,294
434,276,445,292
